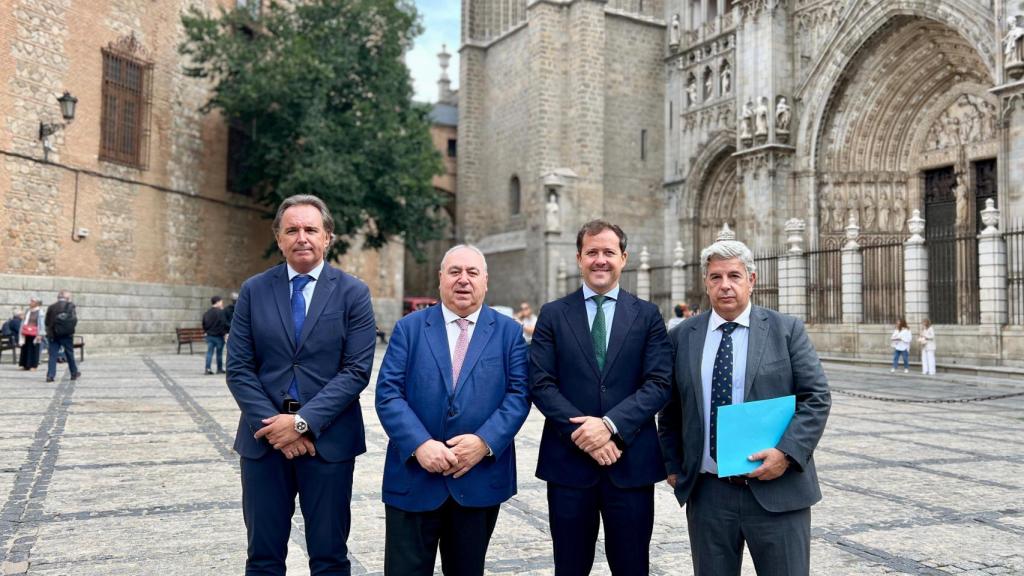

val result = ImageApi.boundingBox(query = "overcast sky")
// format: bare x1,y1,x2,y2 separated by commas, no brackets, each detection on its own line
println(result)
406,0,460,103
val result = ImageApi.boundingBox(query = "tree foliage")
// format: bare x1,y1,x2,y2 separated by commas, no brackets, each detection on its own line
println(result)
180,0,445,259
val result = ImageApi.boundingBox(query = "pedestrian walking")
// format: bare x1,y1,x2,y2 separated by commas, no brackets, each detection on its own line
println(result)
890,318,912,373
202,295,229,375
45,290,80,383
19,298,44,371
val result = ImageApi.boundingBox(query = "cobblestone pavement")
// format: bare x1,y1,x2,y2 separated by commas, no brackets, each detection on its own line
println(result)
1,348,1023,575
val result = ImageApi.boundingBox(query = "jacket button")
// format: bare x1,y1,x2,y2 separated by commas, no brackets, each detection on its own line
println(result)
448,409,456,417
601,386,607,393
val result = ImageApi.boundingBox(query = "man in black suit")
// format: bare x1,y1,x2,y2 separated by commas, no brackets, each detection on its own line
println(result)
658,239,831,576
529,220,672,575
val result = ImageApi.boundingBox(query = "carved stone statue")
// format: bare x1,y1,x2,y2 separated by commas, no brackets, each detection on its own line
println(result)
687,77,697,107
831,195,844,233
721,66,732,94
740,99,754,140
861,189,876,231
776,97,791,133
704,70,714,100
545,192,560,232
670,14,681,49
877,190,890,232
1004,16,1024,78
954,170,969,230
892,198,906,233
754,96,769,137
819,196,832,232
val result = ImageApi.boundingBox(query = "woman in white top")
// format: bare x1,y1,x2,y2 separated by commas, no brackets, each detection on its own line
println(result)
919,318,936,375
890,318,912,373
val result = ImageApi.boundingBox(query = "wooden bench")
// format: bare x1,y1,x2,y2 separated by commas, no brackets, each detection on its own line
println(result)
176,327,206,354
0,338,17,365
72,335,84,362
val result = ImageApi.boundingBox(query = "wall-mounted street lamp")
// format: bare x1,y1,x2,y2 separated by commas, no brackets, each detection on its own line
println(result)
39,91,78,162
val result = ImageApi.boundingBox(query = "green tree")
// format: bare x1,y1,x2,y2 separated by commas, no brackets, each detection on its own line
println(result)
180,0,445,259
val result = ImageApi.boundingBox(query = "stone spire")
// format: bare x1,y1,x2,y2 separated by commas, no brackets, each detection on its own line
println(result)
438,44,453,104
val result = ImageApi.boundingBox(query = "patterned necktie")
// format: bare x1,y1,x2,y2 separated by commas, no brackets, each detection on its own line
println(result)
591,295,607,372
288,274,312,400
451,318,470,389
709,321,739,463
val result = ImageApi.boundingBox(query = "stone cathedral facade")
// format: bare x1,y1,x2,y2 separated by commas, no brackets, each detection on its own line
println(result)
459,0,1024,362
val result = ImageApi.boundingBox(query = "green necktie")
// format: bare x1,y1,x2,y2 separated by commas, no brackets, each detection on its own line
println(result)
592,295,607,372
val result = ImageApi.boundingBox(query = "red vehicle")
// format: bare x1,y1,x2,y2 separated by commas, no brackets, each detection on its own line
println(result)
403,297,437,316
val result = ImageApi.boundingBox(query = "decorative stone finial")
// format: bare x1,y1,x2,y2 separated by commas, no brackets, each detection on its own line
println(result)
844,213,860,244
673,241,685,265
640,246,651,270
557,258,567,278
906,209,925,244
784,218,805,254
980,198,1001,236
717,222,736,241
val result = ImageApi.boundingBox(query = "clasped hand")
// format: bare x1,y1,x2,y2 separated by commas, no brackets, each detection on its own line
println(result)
414,434,489,478
570,416,620,466
255,414,315,460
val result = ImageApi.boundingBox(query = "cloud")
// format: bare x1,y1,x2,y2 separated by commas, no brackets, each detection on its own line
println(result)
406,1,461,103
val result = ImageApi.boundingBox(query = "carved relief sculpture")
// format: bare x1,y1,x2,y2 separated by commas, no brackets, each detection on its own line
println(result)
754,97,769,142
877,189,890,232
775,96,791,143
819,195,832,233
740,99,754,143
721,64,732,95
861,188,876,231
687,75,697,107
703,68,714,100
670,14,681,51
1004,15,1024,79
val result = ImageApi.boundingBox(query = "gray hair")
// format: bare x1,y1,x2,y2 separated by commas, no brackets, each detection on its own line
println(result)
57,290,71,301
440,244,488,272
272,194,336,237
699,240,757,278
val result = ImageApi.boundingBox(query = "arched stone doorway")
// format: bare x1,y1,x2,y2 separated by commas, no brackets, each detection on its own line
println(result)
695,150,739,253
813,15,997,322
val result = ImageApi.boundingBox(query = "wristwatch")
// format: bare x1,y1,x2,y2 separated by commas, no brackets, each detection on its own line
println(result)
293,414,309,434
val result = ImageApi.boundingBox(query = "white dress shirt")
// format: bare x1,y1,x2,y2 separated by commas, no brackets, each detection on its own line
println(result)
286,260,325,315
441,304,481,364
582,283,619,349
700,302,752,474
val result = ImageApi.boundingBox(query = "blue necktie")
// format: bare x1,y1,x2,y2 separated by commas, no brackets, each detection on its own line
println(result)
288,274,312,400
710,321,739,463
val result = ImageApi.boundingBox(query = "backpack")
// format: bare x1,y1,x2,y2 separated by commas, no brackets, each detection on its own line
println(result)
0,320,10,338
53,302,78,337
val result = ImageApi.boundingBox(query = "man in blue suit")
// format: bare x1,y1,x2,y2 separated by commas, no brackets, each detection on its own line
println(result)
376,245,530,576
227,194,376,575
530,220,673,576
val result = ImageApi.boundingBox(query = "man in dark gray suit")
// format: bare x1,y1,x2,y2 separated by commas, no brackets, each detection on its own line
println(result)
658,239,831,576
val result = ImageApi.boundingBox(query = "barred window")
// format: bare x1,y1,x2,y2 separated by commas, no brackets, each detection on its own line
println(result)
100,44,153,168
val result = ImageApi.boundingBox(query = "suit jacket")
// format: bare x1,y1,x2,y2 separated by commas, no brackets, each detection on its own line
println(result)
226,262,376,463
375,304,531,512
658,306,831,513
530,288,672,489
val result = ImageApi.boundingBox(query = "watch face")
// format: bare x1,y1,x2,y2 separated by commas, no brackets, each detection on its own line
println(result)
295,419,308,433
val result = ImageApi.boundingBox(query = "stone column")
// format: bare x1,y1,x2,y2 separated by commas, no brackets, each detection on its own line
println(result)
841,215,863,324
671,242,687,306
903,210,929,324
780,218,807,320
637,246,651,301
557,259,568,299
978,199,1008,325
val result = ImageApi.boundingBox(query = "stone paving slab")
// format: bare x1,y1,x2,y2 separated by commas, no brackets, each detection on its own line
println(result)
1,352,1023,575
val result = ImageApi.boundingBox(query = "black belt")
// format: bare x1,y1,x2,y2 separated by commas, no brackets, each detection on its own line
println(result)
283,399,301,414
703,472,748,486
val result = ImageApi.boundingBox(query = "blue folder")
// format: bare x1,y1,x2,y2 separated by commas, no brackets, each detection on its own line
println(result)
716,395,795,478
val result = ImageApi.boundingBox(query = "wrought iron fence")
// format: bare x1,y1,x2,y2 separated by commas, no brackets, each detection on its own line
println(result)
752,251,781,311
862,241,904,324
684,262,710,314
1004,223,1024,324
807,248,843,324
926,233,979,325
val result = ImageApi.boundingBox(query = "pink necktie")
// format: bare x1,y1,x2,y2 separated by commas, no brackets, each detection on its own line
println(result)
451,318,470,389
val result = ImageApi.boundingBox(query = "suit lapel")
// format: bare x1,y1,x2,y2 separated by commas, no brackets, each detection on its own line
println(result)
424,306,455,393
689,312,711,426
454,306,496,395
296,265,338,354
272,264,296,349
563,289,602,381
602,291,638,377
744,306,770,398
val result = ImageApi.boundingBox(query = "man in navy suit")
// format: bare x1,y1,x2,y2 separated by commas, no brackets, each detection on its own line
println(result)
227,194,376,575
530,220,672,576
376,245,530,576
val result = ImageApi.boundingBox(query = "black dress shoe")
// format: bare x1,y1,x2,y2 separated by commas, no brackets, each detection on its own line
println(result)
216,369,226,374
46,377,55,383
71,372,81,380
205,369,214,375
